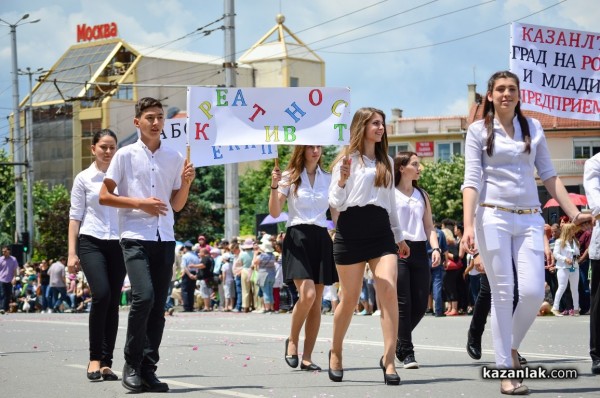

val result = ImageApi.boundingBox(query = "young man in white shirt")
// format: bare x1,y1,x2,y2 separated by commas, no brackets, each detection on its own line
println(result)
100,97,194,392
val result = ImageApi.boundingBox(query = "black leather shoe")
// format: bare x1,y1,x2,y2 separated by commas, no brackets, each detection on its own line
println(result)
141,370,169,392
121,363,142,392
592,359,600,375
517,352,527,365
86,362,101,381
300,361,322,371
467,341,482,360
328,350,343,382
101,369,118,381
284,338,299,368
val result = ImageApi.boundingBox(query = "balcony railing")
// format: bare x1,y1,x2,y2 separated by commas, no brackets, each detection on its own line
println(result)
552,158,587,175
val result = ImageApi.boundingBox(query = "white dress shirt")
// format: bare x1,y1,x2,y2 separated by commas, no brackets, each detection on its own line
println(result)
463,116,556,208
583,153,600,260
279,166,330,229
69,162,120,240
395,188,427,242
105,139,184,241
329,151,403,242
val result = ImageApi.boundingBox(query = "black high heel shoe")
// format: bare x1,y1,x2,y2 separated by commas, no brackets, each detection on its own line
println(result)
379,357,400,385
87,362,101,381
328,350,343,382
284,338,298,368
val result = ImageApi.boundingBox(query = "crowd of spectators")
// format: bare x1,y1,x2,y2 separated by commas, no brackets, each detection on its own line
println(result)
0,216,591,318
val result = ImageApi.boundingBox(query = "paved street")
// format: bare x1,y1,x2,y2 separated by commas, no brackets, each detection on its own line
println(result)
0,309,597,397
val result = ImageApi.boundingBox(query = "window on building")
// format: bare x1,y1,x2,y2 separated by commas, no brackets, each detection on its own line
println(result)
573,139,600,159
447,128,461,133
415,128,429,134
114,85,133,100
290,77,299,87
437,142,462,161
388,144,410,158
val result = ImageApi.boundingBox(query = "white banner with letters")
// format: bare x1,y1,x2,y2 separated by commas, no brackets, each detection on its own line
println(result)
187,86,352,146
160,118,277,167
510,22,600,121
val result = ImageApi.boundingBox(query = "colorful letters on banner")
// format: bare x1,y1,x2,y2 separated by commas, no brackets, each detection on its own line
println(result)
187,87,352,147
160,118,278,167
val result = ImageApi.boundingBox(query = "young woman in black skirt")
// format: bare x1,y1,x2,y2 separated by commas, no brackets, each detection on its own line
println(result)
269,145,338,371
394,152,441,369
328,107,410,385
68,129,126,381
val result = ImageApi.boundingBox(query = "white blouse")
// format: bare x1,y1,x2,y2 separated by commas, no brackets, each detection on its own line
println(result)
553,239,580,269
583,154,600,260
329,151,403,242
278,166,330,229
463,116,556,208
395,188,427,242
69,163,120,240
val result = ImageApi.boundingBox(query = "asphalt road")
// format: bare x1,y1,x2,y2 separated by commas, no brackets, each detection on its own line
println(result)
0,309,597,397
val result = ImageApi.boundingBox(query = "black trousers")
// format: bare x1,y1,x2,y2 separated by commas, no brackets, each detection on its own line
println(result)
1,281,12,311
396,240,430,358
468,269,519,344
120,238,175,371
79,235,126,368
590,259,600,362
181,274,196,311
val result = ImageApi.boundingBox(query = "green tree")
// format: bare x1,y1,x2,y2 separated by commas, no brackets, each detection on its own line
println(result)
418,155,465,222
0,149,16,245
34,181,70,260
175,165,225,243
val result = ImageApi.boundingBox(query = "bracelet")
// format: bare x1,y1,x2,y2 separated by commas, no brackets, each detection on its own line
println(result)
432,248,441,254
270,185,279,189
570,212,582,223
473,253,480,259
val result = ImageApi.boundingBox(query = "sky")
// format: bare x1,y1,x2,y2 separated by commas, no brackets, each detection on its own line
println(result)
0,0,599,147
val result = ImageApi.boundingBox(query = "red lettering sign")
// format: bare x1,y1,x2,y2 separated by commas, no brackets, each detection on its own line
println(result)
77,22,118,42
416,141,434,157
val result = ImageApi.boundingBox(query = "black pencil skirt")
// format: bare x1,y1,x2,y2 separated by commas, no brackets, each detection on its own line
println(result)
282,224,338,285
333,205,397,265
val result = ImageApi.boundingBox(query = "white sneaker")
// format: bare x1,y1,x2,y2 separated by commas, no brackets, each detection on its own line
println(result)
372,310,381,316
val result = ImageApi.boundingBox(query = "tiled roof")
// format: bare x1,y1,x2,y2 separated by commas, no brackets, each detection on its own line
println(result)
468,101,600,131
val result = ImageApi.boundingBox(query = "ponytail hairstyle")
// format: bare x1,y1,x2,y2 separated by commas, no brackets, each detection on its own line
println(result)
483,71,531,157
394,151,429,211
331,107,392,187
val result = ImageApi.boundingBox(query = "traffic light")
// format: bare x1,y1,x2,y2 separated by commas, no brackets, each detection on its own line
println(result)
20,232,30,254
10,243,24,267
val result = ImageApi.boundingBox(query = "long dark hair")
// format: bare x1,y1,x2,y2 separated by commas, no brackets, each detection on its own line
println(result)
394,151,429,210
483,71,531,157
284,146,324,196
331,107,392,188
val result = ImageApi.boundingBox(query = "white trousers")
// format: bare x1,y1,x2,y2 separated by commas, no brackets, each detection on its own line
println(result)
475,207,545,368
553,268,580,311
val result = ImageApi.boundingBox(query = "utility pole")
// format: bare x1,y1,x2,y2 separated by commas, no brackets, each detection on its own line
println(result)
223,0,239,240
0,14,40,245
19,66,44,261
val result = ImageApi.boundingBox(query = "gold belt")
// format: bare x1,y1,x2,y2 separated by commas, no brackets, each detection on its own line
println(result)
479,203,540,215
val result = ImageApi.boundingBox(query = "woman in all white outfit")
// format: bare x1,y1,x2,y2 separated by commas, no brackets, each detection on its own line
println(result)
551,223,580,316
462,71,592,395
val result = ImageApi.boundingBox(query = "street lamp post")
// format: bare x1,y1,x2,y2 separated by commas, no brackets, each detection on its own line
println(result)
18,66,44,261
0,14,40,245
